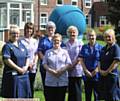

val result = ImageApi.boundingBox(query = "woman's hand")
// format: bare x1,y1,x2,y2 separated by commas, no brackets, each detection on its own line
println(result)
18,66,28,74
100,70,108,76
84,69,92,77
91,68,98,77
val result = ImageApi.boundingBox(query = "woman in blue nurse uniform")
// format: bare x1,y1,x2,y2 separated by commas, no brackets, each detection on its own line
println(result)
78,29,103,101
99,29,120,101
1,25,31,98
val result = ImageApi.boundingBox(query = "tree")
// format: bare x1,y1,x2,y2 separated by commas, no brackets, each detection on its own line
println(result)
106,0,120,45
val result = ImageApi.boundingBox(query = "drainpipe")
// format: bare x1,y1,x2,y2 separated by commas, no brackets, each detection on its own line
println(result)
38,0,40,31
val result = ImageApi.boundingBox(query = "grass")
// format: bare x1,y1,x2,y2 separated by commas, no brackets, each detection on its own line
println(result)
83,39,106,46
34,90,95,101
34,91,86,101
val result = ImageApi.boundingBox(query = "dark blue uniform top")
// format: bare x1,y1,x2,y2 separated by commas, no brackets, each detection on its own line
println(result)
2,40,29,72
37,36,53,55
79,43,103,72
37,36,66,55
100,43,120,73
1,40,31,98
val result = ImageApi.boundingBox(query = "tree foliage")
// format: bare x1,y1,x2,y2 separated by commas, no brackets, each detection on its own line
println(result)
106,0,120,45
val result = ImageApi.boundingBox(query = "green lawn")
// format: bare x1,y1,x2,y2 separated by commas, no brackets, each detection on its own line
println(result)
34,90,95,101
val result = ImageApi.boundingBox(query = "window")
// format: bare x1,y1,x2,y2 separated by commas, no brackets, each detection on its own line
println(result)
99,16,109,26
57,0,63,5
22,3,31,9
10,4,19,8
85,0,92,8
22,10,31,22
71,0,78,6
40,0,47,5
40,13,48,30
86,14,91,27
0,3,7,28
22,3,32,26
10,10,20,26
9,3,33,28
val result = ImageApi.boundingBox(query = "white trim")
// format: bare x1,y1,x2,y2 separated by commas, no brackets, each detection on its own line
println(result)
99,16,108,26
0,0,33,3
86,14,91,27
7,3,10,29
40,0,47,5
40,12,48,30
84,0,92,8
31,3,34,23
19,3,22,28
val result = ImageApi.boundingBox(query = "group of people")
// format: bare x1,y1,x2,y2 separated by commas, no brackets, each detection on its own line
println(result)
1,21,120,101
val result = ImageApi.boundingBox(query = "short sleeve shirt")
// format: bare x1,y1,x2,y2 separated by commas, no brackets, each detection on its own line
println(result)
79,43,103,72
20,37,39,73
37,36,53,55
100,43,120,73
2,41,29,72
42,48,72,87
66,39,83,77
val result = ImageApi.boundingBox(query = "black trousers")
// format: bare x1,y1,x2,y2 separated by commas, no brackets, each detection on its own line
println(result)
68,77,82,101
84,78,99,101
40,64,46,88
29,72,36,98
44,86,67,101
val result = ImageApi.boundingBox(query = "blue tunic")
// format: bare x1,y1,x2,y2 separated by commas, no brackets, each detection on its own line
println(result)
79,43,103,80
1,41,31,98
99,43,120,100
100,44,120,73
79,43,102,70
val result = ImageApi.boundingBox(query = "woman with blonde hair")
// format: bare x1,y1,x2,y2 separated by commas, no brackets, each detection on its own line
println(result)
43,33,72,101
99,29,120,101
78,29,103,101
1,25,31,98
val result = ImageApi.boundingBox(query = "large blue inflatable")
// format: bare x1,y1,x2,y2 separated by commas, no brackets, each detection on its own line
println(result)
49,5,86,39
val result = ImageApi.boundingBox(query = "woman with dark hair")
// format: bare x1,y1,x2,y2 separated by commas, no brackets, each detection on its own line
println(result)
20,22,39,97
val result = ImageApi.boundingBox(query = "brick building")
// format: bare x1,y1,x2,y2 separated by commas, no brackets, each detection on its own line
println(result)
0,0,109,41
34,0,109,32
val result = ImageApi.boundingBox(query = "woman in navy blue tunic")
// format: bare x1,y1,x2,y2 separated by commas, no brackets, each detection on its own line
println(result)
1,25,31,98
78,29,103,101
99,29,120,101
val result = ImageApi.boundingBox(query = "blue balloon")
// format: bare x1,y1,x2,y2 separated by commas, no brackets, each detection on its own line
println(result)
49,5,86,39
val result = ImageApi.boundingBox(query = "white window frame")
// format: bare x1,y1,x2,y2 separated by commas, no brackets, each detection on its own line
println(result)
71,0,78,7
40,12,48,30
84,0,92,8
86,14,91,27
56,0,64,6
8,2,33,29
9,3,20,27
99,16,109,26
40,0,47,5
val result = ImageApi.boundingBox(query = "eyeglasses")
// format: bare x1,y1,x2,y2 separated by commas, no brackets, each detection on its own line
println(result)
10,32,19,37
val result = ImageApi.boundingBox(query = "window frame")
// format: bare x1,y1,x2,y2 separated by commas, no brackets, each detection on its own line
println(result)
40,12,48,30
